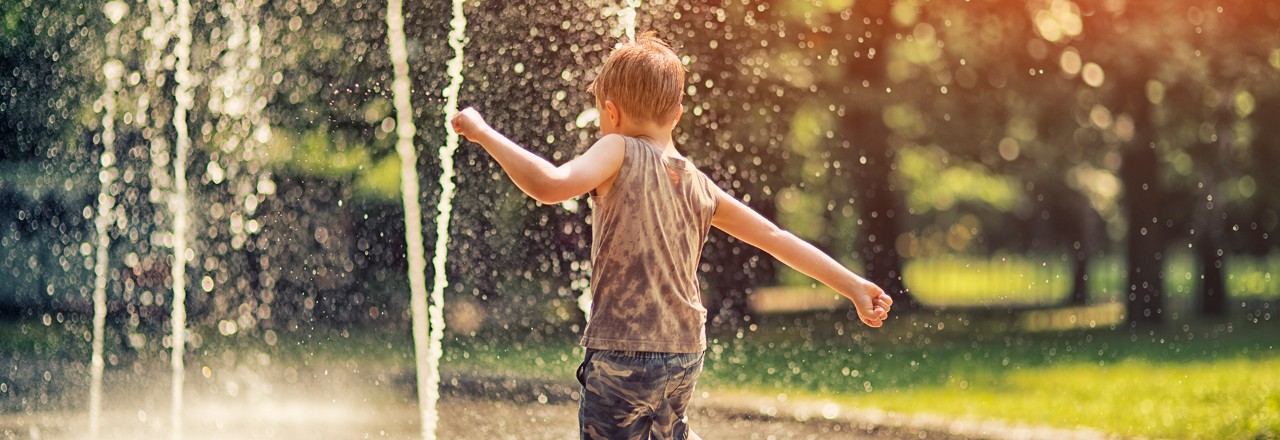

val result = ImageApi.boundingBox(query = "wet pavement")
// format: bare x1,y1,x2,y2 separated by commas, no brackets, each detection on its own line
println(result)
0,365,946,440
1,397,926,440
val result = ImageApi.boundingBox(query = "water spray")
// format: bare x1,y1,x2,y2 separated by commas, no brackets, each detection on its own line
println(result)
169,0,195,437
89,2,129,437
385,0,441,438
618,0,641,41
424,0,468,437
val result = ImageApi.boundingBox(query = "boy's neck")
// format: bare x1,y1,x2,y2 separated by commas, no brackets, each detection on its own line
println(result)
616,122,677,155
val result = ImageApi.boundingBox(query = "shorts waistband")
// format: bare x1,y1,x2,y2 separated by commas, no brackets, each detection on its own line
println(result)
587,349,696,359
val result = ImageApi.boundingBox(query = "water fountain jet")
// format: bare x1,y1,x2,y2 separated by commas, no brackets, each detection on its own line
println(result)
169,0,195,438
88,2,129,437
384,0,460,438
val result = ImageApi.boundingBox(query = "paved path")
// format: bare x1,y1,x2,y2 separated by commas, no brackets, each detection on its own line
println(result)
0,363,1114,440
2,396,931,440
0,367,942,440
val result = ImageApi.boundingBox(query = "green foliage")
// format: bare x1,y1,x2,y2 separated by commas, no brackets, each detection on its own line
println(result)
781,252,1280,307
274,129,369,177
265,126,403,201
3,3,24,35
904,254,1072,306
897,146,1027,215
355,154,403,200
0,0,97,161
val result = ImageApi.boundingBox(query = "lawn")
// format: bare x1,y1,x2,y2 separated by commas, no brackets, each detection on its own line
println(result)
697,311,1280,439
2,308,1276,439
421,309,1280,439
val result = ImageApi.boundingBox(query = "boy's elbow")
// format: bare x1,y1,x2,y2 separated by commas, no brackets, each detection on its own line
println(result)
753,223,792,251
765,222,789,240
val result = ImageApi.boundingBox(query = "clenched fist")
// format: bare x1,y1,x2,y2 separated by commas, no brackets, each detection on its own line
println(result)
451,107,489,142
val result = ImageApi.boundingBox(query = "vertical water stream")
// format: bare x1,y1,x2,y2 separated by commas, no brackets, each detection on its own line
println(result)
169,0,194,437
89,2,130,437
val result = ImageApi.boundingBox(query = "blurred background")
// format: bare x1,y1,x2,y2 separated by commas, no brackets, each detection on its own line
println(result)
1,0,1278,439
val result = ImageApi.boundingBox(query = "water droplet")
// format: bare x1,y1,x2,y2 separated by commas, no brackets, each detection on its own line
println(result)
1082,63,1105,87
574,107,601,129
103,1,129,24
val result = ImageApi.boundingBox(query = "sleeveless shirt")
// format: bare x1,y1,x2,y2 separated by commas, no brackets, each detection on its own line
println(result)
580,136,720,354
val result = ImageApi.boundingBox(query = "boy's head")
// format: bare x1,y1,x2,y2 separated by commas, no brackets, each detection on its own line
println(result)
588,31,686,128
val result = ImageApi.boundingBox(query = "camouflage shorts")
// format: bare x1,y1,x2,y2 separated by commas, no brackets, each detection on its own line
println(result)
576,349,704,440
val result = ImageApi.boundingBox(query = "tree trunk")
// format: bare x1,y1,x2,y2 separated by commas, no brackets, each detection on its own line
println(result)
1197,231,1227,316
1068,252,1090,306
1121,140,1164,326
843,109,917,309
1198,87,1232,317
827,0,919,310
1118,71,1165,325
1066,197,1099,306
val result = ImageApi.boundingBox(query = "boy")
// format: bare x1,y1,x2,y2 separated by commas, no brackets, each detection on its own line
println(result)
451,32,892,440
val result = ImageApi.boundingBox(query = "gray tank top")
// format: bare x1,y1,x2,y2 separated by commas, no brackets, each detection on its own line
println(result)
580,136,720,353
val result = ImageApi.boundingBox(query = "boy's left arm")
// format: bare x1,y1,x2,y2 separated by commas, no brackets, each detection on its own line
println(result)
710,187,892,327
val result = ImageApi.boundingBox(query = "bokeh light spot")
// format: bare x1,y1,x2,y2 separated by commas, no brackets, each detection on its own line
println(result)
1059,48,1082,76
1082,62,1105,87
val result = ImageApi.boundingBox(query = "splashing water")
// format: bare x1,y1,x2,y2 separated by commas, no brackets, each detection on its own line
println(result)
210,0,271,252
170,0,195,437
144,0,175,207
424,1,467,437
384,0,458,438
384,0,427,435
89,3,129,437
208,0,273,328
617,0,641,41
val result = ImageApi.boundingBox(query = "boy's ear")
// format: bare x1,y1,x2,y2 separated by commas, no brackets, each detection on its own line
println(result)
603,100,621,129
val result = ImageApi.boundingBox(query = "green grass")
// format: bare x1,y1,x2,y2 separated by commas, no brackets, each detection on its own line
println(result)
389,310,1277,439
696,312,1280,439
4,295,1277,439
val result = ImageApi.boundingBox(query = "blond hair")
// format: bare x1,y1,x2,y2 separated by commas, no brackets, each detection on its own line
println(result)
588,31,686,124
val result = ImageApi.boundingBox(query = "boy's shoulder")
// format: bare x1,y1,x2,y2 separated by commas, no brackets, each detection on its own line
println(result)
586,133,628,159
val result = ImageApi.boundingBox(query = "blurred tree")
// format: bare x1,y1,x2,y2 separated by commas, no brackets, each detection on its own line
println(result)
743,0,920,308
1071,0,1280,322
832,1,917,309
1072,0,1173,325
919,0,1103,306
1185,1,1280,316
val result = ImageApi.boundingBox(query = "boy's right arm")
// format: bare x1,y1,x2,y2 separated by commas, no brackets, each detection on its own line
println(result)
710,187,892,327
452,107,624,204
